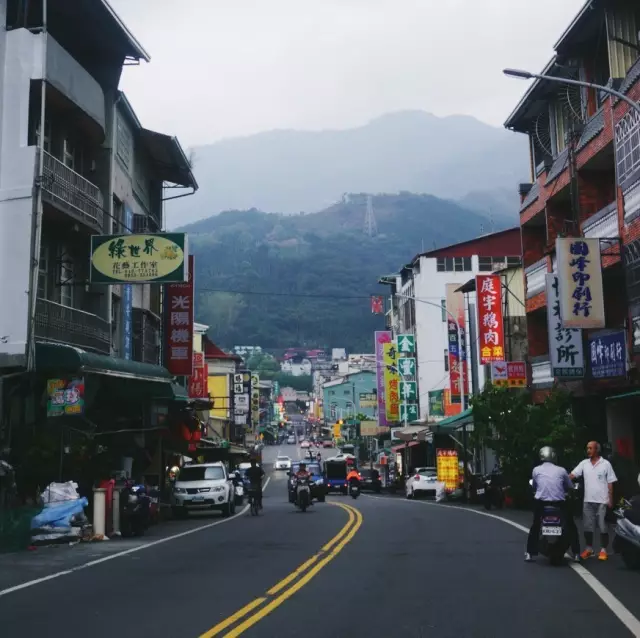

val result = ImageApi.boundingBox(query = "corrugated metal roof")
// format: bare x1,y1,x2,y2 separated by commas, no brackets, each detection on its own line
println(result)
545,148,570,185
577,108,605,151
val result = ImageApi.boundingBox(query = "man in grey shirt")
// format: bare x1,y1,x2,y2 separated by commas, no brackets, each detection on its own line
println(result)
525,446,579,562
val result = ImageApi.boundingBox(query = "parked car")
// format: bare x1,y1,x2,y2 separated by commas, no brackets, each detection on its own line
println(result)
359,468,382,493
171,463,236,518
275,456,292,471
405,467,445,500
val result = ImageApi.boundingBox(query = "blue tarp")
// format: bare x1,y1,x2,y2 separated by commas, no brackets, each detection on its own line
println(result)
31,498,88,530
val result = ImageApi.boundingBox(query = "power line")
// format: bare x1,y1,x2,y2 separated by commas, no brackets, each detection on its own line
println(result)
197,287,442,301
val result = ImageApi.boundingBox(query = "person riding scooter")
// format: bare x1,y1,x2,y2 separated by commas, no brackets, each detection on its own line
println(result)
525,446,580,562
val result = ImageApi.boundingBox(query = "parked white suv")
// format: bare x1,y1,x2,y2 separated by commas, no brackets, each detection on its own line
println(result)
172,462,236,518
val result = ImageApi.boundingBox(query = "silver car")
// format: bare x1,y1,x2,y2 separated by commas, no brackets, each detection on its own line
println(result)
172,463,236,518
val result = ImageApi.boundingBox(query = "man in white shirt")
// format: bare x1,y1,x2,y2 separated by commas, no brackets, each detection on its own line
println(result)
570,441,617,561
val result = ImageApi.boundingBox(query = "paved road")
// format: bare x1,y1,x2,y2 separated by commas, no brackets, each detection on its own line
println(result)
1,448,639,637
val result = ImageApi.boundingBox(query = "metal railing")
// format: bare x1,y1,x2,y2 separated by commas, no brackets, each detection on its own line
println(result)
525,258,547,298
35,298,110,354
40,151,104,231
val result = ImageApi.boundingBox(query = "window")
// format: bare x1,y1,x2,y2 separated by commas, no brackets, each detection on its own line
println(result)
344,390,351,395
444,350,449,372
479,256,522,272
116,113,133,169
178,466,225,482
329,390,335,395
113,198,127,233
441,299,446,322
35,118,52,153
37,242,48,299
436,257,472,272
59,246,74,308
616,109,640,189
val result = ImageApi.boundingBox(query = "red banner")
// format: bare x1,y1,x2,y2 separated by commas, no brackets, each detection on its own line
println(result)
445,284,468,403
165,255,194,376
476,274,505,364
370,295,383,314
188,352,208,398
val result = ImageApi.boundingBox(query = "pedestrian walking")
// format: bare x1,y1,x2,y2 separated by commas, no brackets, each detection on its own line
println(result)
570,441,617,561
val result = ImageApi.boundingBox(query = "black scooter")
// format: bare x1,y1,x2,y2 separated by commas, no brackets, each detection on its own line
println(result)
349,479,360,500
120,484,151,537
480,471,505,510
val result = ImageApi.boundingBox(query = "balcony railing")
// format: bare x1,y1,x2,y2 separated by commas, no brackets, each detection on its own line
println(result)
40,151,104,231
531,358,553,386
35,298,110,354
582,202,619,251
525,258,547,298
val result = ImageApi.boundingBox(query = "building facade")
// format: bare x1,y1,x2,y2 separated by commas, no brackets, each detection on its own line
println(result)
505,0,640,455
322,371,377,422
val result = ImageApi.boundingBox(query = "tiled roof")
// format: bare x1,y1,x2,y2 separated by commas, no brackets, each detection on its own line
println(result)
577,108,605,151
545,148,569,185
619,57,640,96
520,181,540,212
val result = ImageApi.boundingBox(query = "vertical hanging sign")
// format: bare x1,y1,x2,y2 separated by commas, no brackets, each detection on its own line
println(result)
446,284,468,403
375,331,392,427
475,274,505,364
164,255,194,376
122,204,134,360
383,342,400,421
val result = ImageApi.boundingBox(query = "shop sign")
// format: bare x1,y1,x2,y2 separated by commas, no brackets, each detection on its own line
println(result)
360,420,378,436
188,352,208,398
233,370,252,429
556,238,605,329
443,388,461,417
399,403,418,422
251,373,260,425
436,449,459,492
359,392,377,408
396,334,415,354
47,378,84,417
374,331,392,427
122,204,134,359
398,357,416,377
490,361,527,388
383,342,400,421
476,275,505,364
90,233,188,284
164,255,194,376
588,330,627,379
446,284,468,403
545,273,584,377
428,389,444,418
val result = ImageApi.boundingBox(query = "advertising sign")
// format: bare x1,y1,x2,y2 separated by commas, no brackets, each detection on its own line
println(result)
164,255,194,376
476,275,505,364
399,403,419,422
443,388,461,417
375,331,392,427
188,352,208,398
428,389,445,418
436,449,459,492
370,296,383,314
446,284,468,404
251,373,260,425
588,331,627,379
360,420,378,436
383,342,400,422
122,204,134,360
490,361,527,388
546,273,584,377
397,334,416,354
46,378,84,417
90,233,188,284
359,392,377,408
398,357,416,377
556,238,605,329
233,370,253,429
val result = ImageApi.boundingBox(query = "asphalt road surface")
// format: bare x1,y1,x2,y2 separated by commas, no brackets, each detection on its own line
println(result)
1,445,639,637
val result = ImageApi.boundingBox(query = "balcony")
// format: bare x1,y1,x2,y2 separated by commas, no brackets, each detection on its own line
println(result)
582,202,619,251
41,151,104,232
35,298,110,355
531,358,553,386
525,258,547,298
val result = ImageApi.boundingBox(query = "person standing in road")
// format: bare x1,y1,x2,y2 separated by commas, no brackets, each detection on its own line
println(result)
570,441,617,561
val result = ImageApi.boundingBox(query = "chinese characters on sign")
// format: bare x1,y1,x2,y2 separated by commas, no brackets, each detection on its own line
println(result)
359,392,377,408
122,204,134,360
233,370,253,429
400,403,419,422
383,342,400,421
398,357,416,377
545,273,584,377
47,378,84,417
436,449,459,492
188,352,208,398
428,389,444,418
375,331,392,427
397,334,416,354
164,255,194,376
370,295,384,314
476,275,505,364
90,233,188,284
490,362,527,388
556,238,605,329
447,318,461,404
446,284,468,405
589,331,627,379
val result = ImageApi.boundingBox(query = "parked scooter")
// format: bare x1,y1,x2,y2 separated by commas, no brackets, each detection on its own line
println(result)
613,473,640,569
120,483,151,537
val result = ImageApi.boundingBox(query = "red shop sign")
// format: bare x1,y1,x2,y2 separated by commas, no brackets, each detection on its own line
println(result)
476,274,505,365
165,255,194,376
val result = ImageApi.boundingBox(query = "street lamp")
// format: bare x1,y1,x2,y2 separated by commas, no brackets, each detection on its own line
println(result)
503,68,640,117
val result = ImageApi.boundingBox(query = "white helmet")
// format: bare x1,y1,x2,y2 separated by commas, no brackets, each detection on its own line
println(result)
539,446,557,463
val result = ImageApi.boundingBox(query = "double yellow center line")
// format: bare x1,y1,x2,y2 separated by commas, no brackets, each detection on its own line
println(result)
199,502,363,638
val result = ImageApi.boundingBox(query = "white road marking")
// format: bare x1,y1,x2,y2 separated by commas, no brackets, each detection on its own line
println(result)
0,477,270,598
367,495,640,637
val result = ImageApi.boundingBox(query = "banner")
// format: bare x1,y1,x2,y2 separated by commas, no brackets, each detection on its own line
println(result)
436,449,459,492
370,295,383,314
164,255,194,376
375,331,392,427
188,352,208,398
46,378,84,417
446,284,468,404
383,342,400,422
476,274,505,364
556,238,605,329
428,389,445,418
546,273,584,377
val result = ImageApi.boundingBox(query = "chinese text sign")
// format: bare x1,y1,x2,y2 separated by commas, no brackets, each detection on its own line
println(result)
375,331,392,427
476,275,505,364
589,331,627,379
164,255,194,376
383,342,400,421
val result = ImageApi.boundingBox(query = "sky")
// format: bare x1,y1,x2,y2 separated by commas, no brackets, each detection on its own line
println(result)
111,0,587,148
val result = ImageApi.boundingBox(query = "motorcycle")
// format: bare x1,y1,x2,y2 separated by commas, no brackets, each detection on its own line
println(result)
613,498,640,569
232,471,245,505
349,479,360,500
528,479,571,565
295,476,312,512
120,483,151,537
479,472,505,510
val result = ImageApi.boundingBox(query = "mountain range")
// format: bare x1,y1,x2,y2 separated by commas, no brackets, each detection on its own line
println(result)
168,110,529,228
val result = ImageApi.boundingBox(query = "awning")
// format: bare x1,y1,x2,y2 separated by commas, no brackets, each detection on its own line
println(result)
140,129,198,189
395,425,430,442
432,408,473,432
606,390,640,402
391,441,420,453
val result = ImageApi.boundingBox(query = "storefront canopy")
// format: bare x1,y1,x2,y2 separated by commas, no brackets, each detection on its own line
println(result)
432,408,473,432
391,441,420,453
395,425,430,442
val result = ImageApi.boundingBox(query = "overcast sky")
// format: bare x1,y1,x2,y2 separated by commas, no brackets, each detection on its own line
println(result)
111,0,586,147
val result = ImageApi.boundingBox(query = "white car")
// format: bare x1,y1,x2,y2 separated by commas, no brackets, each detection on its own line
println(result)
300,440,310,449
172,463,236,518
405,467,446,501
286,436,296,444
275,456,292,470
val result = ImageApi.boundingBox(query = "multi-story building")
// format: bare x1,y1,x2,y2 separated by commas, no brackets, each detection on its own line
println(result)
505,0,640,450
380,229,522,421
322,371,377,422
0,1,196,443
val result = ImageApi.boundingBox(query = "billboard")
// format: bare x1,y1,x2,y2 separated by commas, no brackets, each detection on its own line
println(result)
164,255,194,376
374,331,392,427
383,342,400,422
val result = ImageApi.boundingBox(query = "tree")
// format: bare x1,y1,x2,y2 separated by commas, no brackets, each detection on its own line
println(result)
470,387,584,506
